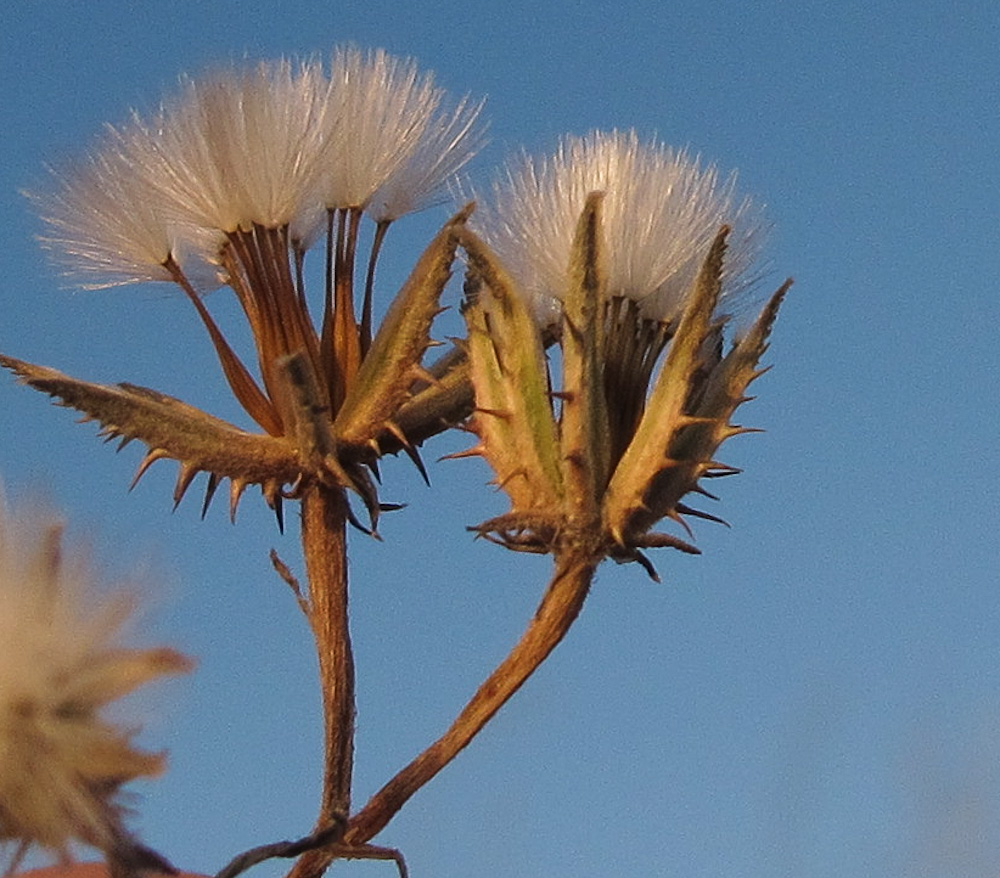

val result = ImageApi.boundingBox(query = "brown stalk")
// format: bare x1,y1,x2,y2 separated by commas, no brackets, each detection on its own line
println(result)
269,225,323,378
360,219,391,356
340,549,599,848
221,242,286,414
164,257,281,437
286,483,355,878
331,208,364,407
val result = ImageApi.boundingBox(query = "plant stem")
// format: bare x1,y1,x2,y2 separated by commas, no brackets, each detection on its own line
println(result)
288,484,355,878
343,550,599,846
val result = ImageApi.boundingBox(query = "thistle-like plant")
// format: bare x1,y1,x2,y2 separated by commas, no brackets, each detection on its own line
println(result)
307,132,792,859
3,54,790,878
0,495,191,878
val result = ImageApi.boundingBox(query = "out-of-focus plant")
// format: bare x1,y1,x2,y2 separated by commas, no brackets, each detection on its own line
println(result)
2,47,790,878
0,495,191,878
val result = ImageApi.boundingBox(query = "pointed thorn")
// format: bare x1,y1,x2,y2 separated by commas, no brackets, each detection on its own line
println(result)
405,444,430,484
266,488,285,534
383,419,409,445
705,460,742,476
728,425,765,437
347,466,383,535
667,508,696,539
636,531,702,555
130,449,170,492
201,473,221,519
346,504,374,537
229,479,248,523
172,467,199,511
494,467,529,491
632,550,661,582
691,483,720,501
676,503,730,527
439,444,485,462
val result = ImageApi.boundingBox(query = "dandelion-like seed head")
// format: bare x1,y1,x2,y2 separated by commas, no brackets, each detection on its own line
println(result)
475,129,763,325
138,59,333,237
461,133,790,573
31,146,196,290
33,57,337,291
17,47,488,525
0,496,191,871
317,46,442,213
367,93,487,224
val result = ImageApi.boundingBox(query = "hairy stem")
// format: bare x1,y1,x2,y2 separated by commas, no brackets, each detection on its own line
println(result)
344,550,598,846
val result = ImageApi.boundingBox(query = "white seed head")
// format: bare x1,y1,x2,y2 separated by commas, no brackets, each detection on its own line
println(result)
367,93,487,223
139,59,333,235
32,147,187,290
315,46,444,213
474,130,764,325
33,50,487,283
0,496,191,863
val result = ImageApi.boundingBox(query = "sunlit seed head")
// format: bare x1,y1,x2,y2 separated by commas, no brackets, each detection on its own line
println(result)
33,59,335,288
139,59,332,235
31,146,201,290
0,495,191,862
367,93,487,223
32,50,488,285
314,47,443,213
474,130,764,326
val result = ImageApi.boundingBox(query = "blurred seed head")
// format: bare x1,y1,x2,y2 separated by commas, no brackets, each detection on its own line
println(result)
0,494,192,870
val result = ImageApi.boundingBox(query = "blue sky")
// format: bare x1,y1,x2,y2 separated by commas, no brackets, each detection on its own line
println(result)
1,2,998,876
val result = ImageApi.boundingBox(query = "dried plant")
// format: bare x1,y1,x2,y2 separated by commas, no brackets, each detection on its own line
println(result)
2,47,790,878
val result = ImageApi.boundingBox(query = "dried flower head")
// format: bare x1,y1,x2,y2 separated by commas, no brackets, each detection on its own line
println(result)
0,496,192,876
13,50,486,529
460,134,790,577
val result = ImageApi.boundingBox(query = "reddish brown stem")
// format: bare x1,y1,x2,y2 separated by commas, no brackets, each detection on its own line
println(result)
344,550,598,846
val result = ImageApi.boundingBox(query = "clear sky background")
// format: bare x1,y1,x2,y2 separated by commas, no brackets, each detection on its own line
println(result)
1,2,998,876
